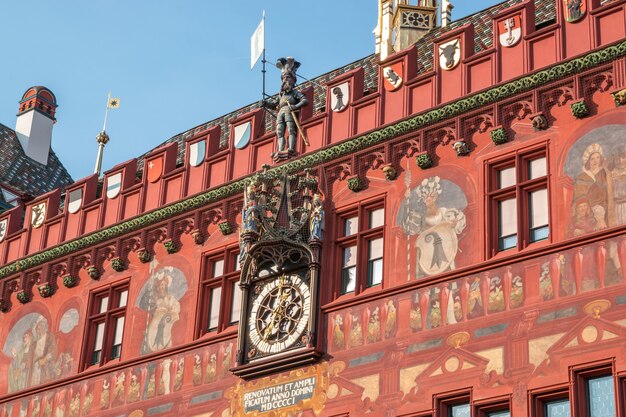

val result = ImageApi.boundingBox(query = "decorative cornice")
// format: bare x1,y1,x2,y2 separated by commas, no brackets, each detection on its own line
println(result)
1,40,625,280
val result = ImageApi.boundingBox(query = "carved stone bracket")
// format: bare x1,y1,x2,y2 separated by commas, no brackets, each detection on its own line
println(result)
452,139,470,156
530,112,548,130
570,99,590,119
382,163,397,180
490,127,508,145
612,88,626,106
415,152,433,169
346,175,363,192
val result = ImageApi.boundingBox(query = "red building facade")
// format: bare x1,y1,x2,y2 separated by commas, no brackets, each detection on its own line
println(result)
1,1,626,416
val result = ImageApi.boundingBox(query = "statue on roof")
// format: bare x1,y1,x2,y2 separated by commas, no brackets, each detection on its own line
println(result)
261,57,309,163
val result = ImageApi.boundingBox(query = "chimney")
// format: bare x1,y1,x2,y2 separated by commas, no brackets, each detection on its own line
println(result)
376,1,449,60
15,86,58,165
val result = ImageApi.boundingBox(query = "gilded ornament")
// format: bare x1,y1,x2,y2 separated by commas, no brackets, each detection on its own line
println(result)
583,299,611,318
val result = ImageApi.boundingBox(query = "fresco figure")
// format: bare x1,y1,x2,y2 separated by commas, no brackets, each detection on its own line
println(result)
9,330,34,392
398,176,467,278
572,143,611,231
138,265,187,355
31,318,57,386
610,145,626,226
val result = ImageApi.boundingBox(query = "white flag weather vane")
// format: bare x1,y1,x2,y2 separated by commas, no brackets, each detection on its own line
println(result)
250,11,265,69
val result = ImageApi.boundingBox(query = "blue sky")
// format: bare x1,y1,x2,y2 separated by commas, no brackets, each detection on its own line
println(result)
0,1,503,180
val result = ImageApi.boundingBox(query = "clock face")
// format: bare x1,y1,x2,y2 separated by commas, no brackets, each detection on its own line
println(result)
248,273,311,355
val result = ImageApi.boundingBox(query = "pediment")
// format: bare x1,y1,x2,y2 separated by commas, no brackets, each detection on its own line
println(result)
546,315,626,356
415,347,490,382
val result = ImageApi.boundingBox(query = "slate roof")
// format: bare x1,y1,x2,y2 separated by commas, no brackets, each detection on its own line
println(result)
0,123,73,200
137,0,613,171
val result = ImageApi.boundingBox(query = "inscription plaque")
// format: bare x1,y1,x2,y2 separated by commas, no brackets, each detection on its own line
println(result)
244,377,316,413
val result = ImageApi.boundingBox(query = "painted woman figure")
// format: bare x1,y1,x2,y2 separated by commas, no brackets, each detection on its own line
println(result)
571,143,612,233
411,177,467,277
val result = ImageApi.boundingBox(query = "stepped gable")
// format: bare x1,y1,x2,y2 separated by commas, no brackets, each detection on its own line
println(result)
0,123,73,199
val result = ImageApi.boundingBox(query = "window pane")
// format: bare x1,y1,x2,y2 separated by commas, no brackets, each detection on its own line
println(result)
367,238,383,287
230,281,242,324
530,188,549,227
113,317,125,346
343,246,357,267
545,399,571,417
111,317,124,359
208,287,222,331
234,254,241,271
530,188,549,242
449,403,470,417
212,259,224,278
487,412,510,417
587,375,615,417
344,216,358,237
498,167,516,189
342,246,357,293
368,238,383,259
369,208,385,229
99,296,109,314
93,322,105,352
368,259,383,287
342,267,356,293
498,198,517,250
118,290,128,308
529,157,547,179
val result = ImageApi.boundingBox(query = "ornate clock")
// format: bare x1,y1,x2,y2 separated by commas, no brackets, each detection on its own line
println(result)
248,272,311,354
232,168,324,379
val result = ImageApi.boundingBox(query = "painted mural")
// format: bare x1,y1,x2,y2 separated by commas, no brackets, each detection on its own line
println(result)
397,175,468,279
2,311,76,394
0,340,236,417
564,125,626,237
137,262,188,355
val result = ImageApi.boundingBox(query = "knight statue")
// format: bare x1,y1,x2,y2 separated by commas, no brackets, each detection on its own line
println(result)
261,57,309,162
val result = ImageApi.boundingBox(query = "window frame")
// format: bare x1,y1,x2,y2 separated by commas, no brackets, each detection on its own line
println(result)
81,280,130,370
435,390,471,417
572,361,617,417
197,247,241,338
474,395,511,417
334,198,385,298
530,386,571,417
486,144,551,257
